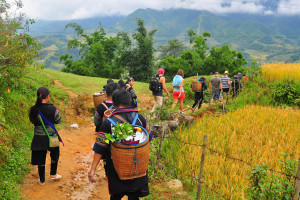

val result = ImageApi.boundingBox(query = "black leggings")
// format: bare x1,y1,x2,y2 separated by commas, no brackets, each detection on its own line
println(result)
192,99,203,109
32,148,59,182
110,192,140,200
192,92,204,109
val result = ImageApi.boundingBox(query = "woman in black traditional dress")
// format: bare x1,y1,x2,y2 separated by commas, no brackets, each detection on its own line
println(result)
29,87,62,185
88,88,152,200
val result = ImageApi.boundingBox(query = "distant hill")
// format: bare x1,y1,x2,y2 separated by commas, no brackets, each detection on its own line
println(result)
28,16,123,36
30,9,300,70
110,9,300,63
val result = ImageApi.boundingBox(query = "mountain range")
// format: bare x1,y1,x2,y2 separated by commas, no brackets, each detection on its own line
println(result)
29,8,300,70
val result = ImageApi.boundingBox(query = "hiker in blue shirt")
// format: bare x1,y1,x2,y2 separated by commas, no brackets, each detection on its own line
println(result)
171,69,185,113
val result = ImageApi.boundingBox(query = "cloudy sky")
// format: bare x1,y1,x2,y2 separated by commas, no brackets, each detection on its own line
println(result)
16,0,300,20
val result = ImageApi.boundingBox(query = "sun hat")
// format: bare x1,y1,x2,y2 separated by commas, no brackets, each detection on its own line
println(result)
224,71,229,74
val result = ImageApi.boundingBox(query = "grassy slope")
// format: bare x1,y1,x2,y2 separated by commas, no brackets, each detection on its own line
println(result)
0,67,69,199
44,68,153,95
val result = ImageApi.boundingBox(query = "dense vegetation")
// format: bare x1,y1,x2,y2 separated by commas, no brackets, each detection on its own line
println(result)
60,19,156,82
158,30,247,82
60,20,247,82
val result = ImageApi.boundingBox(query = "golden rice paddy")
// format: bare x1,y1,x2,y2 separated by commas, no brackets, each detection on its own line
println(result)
261,63,300,81
163,105,300,199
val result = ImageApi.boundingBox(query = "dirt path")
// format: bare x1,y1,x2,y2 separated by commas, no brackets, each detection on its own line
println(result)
21,124,111,200
21,80,112,200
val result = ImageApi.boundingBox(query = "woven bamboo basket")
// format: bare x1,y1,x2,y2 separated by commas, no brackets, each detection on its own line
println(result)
111,128,150,180
93,92,106,108
192,81,202,92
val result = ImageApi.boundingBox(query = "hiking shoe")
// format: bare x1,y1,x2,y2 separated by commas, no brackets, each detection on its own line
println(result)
180,111,185,114
50,174,62,180
38,179,45,185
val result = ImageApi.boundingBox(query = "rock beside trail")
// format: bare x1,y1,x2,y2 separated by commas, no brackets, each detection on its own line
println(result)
150,115,194,137
70,123,79,128
168,179,183,190
177,115,194,125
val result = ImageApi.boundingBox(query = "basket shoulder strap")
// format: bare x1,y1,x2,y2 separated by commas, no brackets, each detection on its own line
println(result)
107,114,128,125
113,115,128,123
131,113,139,126
102,102,109,110
107,118,117,125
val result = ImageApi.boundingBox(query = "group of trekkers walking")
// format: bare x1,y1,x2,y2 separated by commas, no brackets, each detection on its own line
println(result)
209,71,243,104
28,69,244,200
150,68,244,113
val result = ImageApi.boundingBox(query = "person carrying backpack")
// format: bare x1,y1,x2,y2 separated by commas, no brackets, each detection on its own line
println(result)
125,77,138,108
94,83,119,132
171,69,185,113
231,75,241,98
149,68,170,112
88,88,153,200
192,77,207,110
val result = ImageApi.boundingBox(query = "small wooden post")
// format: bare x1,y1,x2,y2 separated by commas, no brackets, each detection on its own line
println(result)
157,123,164,160
293,158,300,200
197,135,207,200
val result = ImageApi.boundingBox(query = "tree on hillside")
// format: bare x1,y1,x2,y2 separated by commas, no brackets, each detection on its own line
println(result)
125,19,157,82
117,19,156,81
159,39,186,59
59,23,121,78
159,29,247,77
159,30,210,78
112,32,133,77
204,45,247,75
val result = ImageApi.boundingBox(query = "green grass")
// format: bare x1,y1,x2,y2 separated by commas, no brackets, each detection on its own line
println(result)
44,68,153,96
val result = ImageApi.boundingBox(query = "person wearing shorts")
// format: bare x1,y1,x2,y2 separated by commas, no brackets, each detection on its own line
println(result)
151,68,170,112
171,69,185,113
209,72,223,104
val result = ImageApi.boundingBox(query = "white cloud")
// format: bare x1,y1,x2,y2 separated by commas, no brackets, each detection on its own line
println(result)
264,10,274,15
277,0,300,15
13,0,300,20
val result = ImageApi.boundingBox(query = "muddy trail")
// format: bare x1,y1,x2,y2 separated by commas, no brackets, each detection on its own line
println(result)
21,80,113,200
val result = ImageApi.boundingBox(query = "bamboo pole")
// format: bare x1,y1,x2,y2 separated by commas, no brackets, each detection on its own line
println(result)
197,135,207,200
